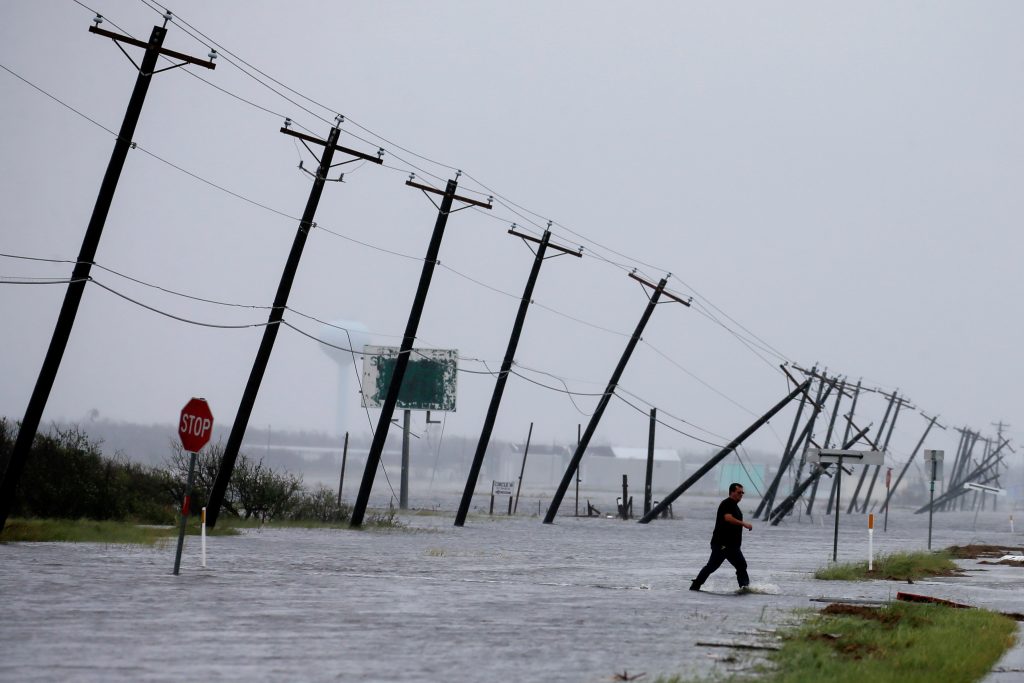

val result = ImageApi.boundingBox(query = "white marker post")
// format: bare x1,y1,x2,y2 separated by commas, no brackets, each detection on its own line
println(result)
201,506,207,568
806,448,884,562
868,513,874,571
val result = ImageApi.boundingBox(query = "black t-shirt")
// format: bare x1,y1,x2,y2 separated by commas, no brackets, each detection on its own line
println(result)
710,496,743,547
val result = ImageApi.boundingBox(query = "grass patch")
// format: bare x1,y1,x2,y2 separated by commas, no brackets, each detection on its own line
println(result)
759,601,1016,683
0,517,236,545
814,550,962,581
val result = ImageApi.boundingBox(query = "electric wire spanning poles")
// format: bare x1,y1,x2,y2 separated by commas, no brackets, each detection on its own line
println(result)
640,379,812,524
543,274,690,524
454,224,581,527
0,15,216,533
350,175,492,528
206,118,383,527
879,412,944,515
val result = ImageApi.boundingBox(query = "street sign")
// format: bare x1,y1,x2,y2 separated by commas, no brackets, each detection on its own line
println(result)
964,482,1006,496
361,346,458,411
492,480,515,496
923,449,944,481
179,398,214,453
805,448,884,466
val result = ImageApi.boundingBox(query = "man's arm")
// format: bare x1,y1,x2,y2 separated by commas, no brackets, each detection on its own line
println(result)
724,513,753,531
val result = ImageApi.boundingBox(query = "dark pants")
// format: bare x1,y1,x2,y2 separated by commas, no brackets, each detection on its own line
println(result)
692,543,749,588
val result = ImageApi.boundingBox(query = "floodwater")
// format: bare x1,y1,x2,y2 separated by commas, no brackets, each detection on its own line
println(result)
2,496,1022,682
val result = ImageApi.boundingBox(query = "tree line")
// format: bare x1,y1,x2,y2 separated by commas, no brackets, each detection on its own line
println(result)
0,417,354,525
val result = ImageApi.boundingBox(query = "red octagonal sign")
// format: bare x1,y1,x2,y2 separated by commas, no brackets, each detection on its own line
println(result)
179,397,214,453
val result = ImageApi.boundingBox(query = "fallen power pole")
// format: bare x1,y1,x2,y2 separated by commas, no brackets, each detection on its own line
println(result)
0,14,216,532
639,379,811,524
205,118,383,526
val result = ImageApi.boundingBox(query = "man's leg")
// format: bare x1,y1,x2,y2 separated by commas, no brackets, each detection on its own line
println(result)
724,546,749,587
691,545,727,590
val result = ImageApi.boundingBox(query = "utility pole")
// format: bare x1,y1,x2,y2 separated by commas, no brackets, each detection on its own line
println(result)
847,390,897,513
350,176,491,527
859,394,910,512
544,274,690,524
754,364,812,519
805,378,846,514
206,118,383,526
640,380,812,524
644,408,656,516
0,15,216,532
454,225,579,527
512,423,533,515
827,380,861,514
879,413,943,514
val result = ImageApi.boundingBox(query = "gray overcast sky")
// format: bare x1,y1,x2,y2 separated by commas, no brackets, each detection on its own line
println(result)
1,1,1021,462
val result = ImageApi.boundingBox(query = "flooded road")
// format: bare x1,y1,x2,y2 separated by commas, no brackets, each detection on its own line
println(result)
2,497,1022,682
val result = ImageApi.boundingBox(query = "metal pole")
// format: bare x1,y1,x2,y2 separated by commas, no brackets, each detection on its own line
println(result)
927,459,936,550
400,409,410,509
513,423,533,515
351,179,458,527
621,475,629,520
544,279,668,524
337,431,349,506
207,125,342,527
0,26,170,531
644,408,656,516
455,231,553,526
173,450,198,576
833,456,842,562
575,423,581,517
639,380,811,523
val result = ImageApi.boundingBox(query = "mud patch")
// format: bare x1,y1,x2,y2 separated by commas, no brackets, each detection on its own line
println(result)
821,603,903,625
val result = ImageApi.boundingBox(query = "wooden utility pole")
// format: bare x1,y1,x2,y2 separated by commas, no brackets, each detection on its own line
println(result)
544,274,690,524
350,176,491,527
455,225,579,527
0,15,216,532
207,119,382,526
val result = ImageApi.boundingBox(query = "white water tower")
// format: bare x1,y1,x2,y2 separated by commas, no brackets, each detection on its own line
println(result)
318,319,371,437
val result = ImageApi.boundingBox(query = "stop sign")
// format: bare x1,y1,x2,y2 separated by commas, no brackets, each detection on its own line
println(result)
179,397,214,453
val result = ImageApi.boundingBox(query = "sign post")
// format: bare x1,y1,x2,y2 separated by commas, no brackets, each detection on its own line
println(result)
923,450,944,550
174,398,214,575
490,480,515,515
806,448,883,562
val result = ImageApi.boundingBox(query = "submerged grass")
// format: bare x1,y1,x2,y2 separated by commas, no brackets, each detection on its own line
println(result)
760,602,1015,683
654,602,1015,683
814,550,961,581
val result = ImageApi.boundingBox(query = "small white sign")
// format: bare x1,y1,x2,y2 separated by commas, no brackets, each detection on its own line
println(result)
492,480,515,496
923,450,944,481
805,448,884,466
963,482,1006,496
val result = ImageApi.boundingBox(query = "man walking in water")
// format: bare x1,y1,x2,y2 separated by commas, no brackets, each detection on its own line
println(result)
690,483,752,592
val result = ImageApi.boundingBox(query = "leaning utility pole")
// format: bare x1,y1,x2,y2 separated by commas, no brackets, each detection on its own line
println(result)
879,413,943,514
859,394,909,512
805,378,846,514
827,379,861,514
350,176,492,527
544,273,690,524
847,390,897,513
206,118,383,526
754,365,813,519
640,380,812,524
454,225,580,527
0,14,216,533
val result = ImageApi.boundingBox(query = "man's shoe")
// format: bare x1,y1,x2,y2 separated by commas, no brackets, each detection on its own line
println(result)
689,582,701,591
737,585,751,594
